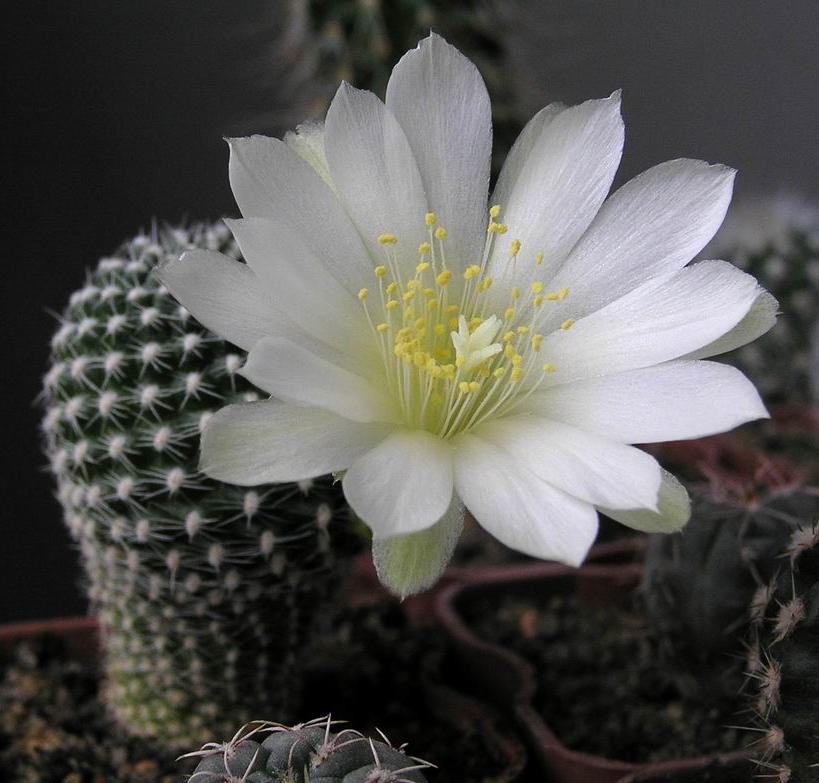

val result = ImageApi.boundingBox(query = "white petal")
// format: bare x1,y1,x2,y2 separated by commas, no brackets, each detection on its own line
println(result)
372,494,464,598
551,159,736,318
473,415,661,511
386,33,491,270
454,433,598,566
324,82,428,267
200,401,393,484
686,290,779,359
227,136,372,294
488,93,624,290
342,429,454,537
522,360,768,443
600,470,690,533
239,337,398,424
157,250,285,351
226,217,376,365
541,260,761,385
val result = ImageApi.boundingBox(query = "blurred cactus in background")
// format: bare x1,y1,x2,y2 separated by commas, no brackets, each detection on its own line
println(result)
643,438,819,704
184,715,431,782
704,195,819,405
40,224,357,748
744,522,819,781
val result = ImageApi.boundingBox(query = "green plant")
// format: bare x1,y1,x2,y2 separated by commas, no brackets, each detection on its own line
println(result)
745,522,819,782
40,223,356,747
643,438,819,703
183,715,431,782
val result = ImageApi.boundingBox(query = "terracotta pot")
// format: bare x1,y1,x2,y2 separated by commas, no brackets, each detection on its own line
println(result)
0,615,99,660
613,753,754,782
434,561,750,783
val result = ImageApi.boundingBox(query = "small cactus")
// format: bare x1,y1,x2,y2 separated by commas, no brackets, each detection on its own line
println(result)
183,716,432,783
743,522,819,782
40,223,356,747
704,195,819,405
643,438,819,702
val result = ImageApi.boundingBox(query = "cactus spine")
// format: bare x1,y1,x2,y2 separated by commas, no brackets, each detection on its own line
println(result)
746,523,819,782
184,715,431,783
40,223,354,747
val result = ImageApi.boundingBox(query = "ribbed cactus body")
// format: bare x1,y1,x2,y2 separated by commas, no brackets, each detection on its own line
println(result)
40,224,352,747
746,524,819,782
643,447,819,701
186,716,430,783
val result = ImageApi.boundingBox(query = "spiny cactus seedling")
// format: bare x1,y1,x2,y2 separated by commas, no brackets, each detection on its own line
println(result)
745,522,819,782
182,715,432,783
704,194,819,405
40,223,356,747
643,437,819,703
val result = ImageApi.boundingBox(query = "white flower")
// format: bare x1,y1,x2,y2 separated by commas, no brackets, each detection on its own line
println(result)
158,34,776,596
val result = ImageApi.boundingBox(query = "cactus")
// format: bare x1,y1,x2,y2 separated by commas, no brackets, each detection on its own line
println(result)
183,715,431,783
745,522,819,782
643,438,819,703
40,223,356,748
704,195,819,405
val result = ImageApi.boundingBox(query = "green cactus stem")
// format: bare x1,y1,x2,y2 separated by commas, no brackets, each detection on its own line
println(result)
183,715,431,783
40,223,356,747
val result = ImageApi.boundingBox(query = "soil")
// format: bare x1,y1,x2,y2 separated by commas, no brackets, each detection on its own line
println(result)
0,604,524,783
463,592,751,765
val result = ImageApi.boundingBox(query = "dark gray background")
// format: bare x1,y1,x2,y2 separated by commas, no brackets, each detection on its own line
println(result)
3,0,818,621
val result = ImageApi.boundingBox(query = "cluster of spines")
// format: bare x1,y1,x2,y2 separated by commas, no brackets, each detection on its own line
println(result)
744,522,819,782
41,223,352,746
183,715,431,783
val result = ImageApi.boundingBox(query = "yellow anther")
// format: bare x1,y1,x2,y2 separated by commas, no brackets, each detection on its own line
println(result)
378,233,398,246
504,307,516,321
503,331,515,343
413,352,427,367
464,265,481,280
510,367,524,383
404,307,416,320
445,305,460,315
468,317,484,331
511,354,523,367
403,290,416,303
543,363,556,373
435,347,452,360
406,279,420,291
358,288,369,301
510,239,522,258
425,212,437,227
414,318,426,330
423,288,435,299
458,381,470,395
427,299,438,312
386,281,398,295
531,282,544,294
493,367,507,379
546,292,560,301
478,277,494,292
558,287,570,300
531,334,543,351
434,323,446,336
534,295,544,307
489,204,502,218
374,265,387,278
511,287,521,300
468,381,481,394
449,317,460,329
517,326,530,335
376,322,389,333
504,344,517,360
436,270,452,287
416,261,430,273
418,242,432,255
535,252,544,266
560,319,575,331
434,227,448,241
488,222,509,235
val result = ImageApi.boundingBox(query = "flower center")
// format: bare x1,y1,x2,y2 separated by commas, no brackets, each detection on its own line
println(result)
357,206,573,438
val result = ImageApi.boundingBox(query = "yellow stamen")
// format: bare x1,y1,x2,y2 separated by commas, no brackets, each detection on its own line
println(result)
560,319,575,331
425,212,437,227
378,233,398,246
358,288,369,301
